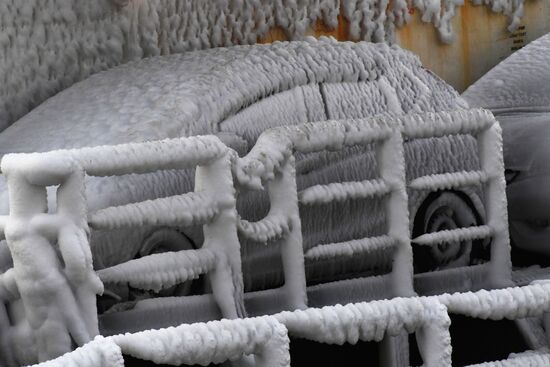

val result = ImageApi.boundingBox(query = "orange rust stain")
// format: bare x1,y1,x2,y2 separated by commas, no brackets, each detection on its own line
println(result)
398,22,413,50
258,26,289,44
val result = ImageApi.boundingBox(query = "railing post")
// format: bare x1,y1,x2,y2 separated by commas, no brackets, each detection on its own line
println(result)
477,123,512,288
378,131,414,298
196,152,246,318
3,173,97,361
266,156,307,310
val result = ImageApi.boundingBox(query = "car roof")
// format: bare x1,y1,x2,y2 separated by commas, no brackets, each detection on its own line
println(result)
0,38,463,156
462,32,550,113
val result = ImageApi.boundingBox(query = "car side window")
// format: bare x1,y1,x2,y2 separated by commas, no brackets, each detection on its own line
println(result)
219,84,326,145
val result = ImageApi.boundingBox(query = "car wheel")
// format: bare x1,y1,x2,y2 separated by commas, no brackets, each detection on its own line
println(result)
134,228,198,297
413,191,484,273
98,229,199,314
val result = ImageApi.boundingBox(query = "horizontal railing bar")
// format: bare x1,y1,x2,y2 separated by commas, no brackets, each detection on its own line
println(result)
298,179,391,205
412,225,493,247
89,192,218,230
237,214,290,243
464,350,550,367
305,235,396,262
1,136,227,183
409,170,488,191
401,109,495,139
97,248,216,292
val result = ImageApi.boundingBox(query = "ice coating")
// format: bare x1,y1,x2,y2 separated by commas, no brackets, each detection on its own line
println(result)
97,249,216,293
89,192,219,230
0,0,522,132
29,337,124,367
441,282,550,320
278,297,452,366
238,215,291,243
304,235,396,261
32,284,550,367
0,136,249,364
466,350,550,366
299,178,391,204
0,104,508,365
413,225,493,246
111,317,290,366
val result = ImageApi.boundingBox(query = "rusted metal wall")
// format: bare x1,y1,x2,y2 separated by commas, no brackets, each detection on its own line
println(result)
259,0,550,92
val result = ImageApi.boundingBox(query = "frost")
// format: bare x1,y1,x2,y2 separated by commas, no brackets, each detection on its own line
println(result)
1,0,523,132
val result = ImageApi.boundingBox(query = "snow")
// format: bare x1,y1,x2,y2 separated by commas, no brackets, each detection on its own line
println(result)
0,0,521,133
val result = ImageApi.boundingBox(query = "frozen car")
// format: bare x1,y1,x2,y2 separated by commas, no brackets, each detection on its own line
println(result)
0,39,486,311
463,32,550,263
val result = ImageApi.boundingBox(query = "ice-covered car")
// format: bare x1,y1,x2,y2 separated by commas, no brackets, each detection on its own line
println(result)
463,32,550,262
0,40,486,310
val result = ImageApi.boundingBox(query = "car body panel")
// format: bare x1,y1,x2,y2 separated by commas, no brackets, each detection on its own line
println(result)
462,33,550,257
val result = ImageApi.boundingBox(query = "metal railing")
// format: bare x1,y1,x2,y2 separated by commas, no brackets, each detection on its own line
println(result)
29,282,550,367
0,108,543,366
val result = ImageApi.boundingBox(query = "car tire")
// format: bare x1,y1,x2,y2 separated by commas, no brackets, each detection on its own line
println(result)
412,191,485,273
135,228,198,297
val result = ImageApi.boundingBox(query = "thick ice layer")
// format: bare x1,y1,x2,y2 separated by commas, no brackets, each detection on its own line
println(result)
111,317,289,366
466,350,550,367
29,336,123,367
0,0,520,132
97,249,216,292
